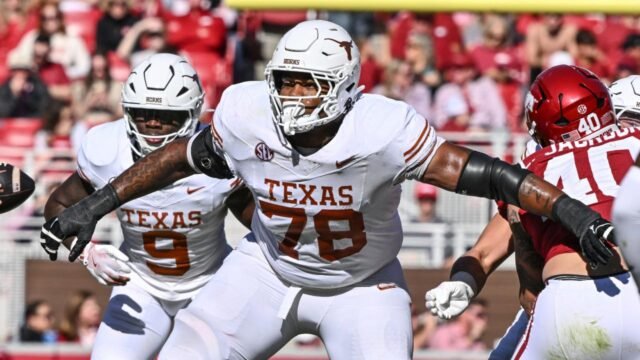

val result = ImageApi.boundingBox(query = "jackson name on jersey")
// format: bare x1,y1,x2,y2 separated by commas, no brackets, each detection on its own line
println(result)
77,119,242,301
518,125,640,261
210,81,444,289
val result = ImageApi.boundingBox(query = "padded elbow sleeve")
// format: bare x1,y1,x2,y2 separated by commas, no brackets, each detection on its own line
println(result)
455,151,531,207
188,126,233,179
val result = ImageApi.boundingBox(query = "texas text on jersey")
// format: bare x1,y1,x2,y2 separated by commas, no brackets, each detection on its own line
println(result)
78,119,242,301
207,81,443,289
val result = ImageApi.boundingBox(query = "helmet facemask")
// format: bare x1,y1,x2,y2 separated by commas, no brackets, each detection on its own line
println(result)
124,106,200,156
615,106,640,128
264,20,362,138
266,65,358,136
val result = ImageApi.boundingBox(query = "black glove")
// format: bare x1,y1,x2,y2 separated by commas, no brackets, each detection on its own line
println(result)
552,195,614,268
580,218,615,269
40,184,120,262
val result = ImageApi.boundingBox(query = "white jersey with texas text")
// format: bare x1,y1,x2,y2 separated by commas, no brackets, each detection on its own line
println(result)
77,119,242,301
209,81,444,289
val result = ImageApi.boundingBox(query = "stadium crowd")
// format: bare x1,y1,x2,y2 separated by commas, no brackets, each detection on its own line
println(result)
2,0,640,355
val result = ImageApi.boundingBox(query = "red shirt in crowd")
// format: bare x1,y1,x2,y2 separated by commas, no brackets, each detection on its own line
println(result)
38,62,70,87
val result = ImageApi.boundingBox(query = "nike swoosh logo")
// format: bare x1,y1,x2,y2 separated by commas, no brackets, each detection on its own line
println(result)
187,186,205,195
336,155,357,169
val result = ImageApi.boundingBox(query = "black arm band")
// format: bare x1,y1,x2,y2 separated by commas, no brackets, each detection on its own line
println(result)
455,151,531,207
551,194,600,238
189,126,233,179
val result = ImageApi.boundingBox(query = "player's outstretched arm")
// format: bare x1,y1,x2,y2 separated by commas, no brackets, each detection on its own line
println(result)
426,214,513,319
421,141,615,268
41,127,233,262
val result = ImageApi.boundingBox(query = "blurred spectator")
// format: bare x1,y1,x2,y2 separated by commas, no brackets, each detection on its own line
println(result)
19,300,57,343
574,29,610,82
469,16,521,82
0,56,51,118
0,0,38,81
598,16,639,63
438,94,472,132
116,17,172,67
619,34,640,78
58,290,101,347
412,306,439,350
161,0,226,55
33,34,71,103
9,2,90,79
390,13,464,71
429,298,489,351
404,31,441,88
357,38,385,92
72,52,123,124
525,14,578,82
96,0,141,53
372,60,432,119
411,183,445,224
35,101,75,150
433,53,507,131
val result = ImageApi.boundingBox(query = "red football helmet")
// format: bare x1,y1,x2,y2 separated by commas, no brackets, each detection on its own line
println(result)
525,65,615,146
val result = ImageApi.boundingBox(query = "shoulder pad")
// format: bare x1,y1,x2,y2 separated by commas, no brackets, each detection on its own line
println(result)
81,120,126,167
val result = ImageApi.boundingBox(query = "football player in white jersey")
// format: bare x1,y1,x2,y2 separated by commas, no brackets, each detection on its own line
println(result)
42,22,616,359
611,75,640,287
41,53,253,359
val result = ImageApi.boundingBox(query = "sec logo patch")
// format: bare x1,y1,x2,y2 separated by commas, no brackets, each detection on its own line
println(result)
255,142,274,161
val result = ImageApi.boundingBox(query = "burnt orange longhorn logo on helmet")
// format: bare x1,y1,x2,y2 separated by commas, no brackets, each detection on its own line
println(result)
325,38,353,61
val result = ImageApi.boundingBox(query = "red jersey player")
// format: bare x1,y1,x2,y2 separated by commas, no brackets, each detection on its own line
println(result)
429,65,640,359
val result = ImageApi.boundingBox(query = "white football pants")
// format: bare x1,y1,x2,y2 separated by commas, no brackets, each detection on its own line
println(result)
91,281,190,360
513,273,640,359
158,235,413,360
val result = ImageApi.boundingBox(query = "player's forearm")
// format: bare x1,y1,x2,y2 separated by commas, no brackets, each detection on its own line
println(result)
507,208,545,297
111,137,195,204
453,214,514,294
44,172,93,221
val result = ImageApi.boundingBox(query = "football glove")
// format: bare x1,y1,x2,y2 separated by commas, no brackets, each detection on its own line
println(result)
81,242,131,286
425,281,475,320
580,217,615,269
40,184,120,262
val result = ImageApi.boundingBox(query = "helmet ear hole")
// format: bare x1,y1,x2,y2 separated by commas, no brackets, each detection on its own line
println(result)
177,86,189,97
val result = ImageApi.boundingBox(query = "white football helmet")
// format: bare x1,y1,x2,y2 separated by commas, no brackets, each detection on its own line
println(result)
121,53,204,156
609,75,640,127
265,20,362,136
